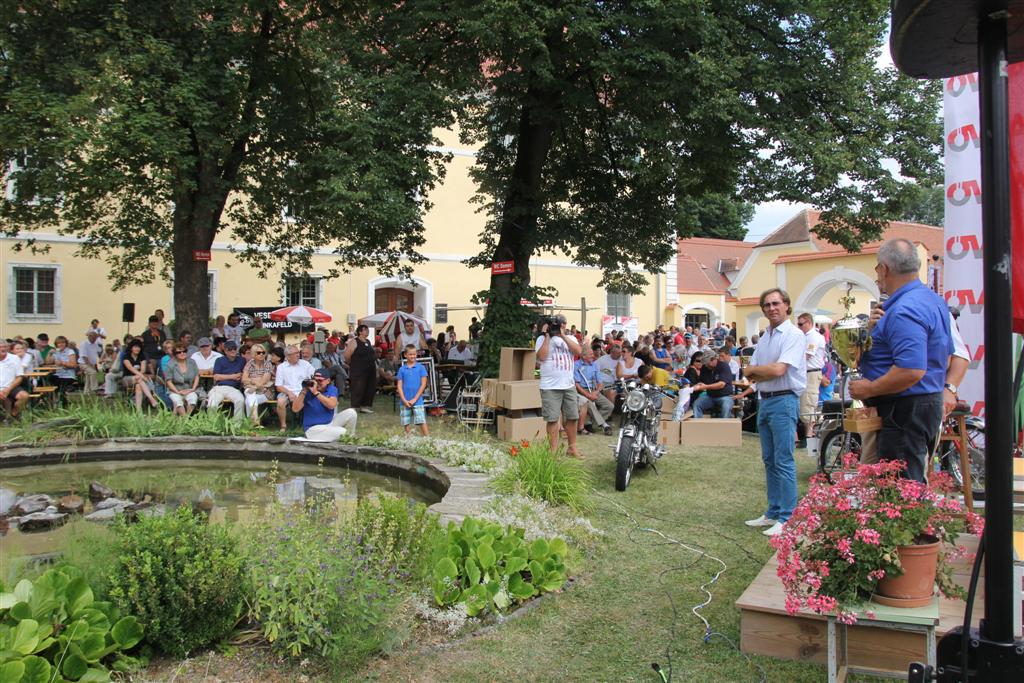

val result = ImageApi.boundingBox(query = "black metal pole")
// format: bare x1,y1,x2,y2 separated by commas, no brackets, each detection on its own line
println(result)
978,7,1015,645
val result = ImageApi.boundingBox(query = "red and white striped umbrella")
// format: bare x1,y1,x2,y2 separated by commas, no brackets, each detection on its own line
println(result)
358,311,431,340
268,305,333,326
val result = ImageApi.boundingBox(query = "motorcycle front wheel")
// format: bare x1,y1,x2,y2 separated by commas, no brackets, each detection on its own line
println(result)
819,429,862,480
615,433,635,491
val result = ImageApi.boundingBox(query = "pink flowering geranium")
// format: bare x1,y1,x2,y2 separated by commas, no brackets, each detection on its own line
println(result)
772,454,984,623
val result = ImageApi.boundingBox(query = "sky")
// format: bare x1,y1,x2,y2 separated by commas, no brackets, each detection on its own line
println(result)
742,23,899,242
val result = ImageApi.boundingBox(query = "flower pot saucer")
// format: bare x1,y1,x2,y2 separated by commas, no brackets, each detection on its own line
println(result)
870,592,935,609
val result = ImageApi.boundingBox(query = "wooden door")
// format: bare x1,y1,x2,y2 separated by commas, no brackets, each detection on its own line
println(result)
375,287,414,313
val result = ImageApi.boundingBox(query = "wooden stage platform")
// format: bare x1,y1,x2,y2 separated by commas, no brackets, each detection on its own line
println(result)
737,536,983,675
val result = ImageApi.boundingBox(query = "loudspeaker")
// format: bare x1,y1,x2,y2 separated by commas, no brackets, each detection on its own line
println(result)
122,303,135,323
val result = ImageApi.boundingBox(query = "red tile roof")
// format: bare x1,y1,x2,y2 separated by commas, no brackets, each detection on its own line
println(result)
676,237,756,293
760,209,944,256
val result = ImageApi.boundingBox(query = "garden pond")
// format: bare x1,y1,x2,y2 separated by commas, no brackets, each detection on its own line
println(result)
0,458,442,559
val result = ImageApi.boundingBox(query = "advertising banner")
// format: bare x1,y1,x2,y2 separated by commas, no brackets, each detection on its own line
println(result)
232,307,301,333
601,315,639,343
944,65,1024,417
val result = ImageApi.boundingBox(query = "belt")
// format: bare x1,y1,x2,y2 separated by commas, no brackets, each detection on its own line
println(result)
806,369,822,374
760,389,796,398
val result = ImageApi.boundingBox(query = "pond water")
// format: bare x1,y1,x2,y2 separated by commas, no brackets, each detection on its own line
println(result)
0,458,442,559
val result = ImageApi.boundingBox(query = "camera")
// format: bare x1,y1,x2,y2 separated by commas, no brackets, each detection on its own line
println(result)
540,315,562,335
302,379,315,389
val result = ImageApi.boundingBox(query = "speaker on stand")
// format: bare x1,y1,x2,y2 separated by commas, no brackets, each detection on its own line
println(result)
122,303,135,336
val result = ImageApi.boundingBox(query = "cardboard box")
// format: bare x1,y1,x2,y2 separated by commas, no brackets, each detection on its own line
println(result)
496,380,542,410
481,378,500,408
657,419,681,447
660,395,677,416
680,417,742,448
499,347,537,381
497,415,546,442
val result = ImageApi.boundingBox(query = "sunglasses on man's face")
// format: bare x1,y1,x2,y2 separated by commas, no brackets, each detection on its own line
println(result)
254,351,266,355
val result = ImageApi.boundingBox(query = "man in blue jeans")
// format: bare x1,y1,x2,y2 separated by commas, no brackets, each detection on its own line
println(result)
742,288,807,537
692,348,735,418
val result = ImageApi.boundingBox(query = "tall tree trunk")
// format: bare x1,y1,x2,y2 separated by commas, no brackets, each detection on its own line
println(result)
171,163,225,338
479,30,565,375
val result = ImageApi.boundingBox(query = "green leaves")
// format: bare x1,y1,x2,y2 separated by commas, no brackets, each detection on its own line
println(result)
431,516,568,616
0,565,143,682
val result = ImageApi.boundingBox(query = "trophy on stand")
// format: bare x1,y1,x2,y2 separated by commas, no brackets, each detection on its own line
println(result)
831,284,881,433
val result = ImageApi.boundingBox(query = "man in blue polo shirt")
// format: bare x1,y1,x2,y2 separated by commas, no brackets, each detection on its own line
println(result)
850,238,952,483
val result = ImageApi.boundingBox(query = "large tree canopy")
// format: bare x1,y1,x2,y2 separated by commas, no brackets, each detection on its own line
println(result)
0,0,460,334
438,1,941,367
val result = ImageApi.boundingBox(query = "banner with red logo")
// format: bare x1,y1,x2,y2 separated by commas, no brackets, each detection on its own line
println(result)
944,73,985,416
944,67,1024,418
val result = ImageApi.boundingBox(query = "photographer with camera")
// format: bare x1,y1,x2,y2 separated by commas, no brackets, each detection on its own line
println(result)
536,314,583,458
290,369,358,442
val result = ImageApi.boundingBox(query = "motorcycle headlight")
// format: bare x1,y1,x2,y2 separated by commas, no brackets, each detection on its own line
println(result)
625,389,646,412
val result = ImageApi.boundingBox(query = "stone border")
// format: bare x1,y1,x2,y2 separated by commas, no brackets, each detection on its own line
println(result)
0,436,493,524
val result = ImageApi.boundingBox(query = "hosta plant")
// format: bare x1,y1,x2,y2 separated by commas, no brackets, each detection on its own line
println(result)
772,455,984,624
0,565,144,683
431,516,568,617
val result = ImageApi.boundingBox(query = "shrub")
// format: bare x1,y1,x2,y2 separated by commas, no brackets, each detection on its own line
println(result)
431,517,568,617
490,441,591,512
243,503,403,670
353,493,442,585
479,493,602,551
106,506,247,657
0,564,145,682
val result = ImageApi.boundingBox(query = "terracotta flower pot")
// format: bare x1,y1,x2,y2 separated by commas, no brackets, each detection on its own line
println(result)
873,538,940,608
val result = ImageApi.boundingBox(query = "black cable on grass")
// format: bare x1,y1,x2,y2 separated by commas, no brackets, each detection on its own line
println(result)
592,491,766,683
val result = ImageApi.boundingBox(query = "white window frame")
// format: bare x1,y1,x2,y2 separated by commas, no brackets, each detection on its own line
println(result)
7,263,62,324
281,274,323,308
606,290,631,318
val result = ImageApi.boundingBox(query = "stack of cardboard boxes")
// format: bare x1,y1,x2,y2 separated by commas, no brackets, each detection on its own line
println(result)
656,394,742,448
484,348,546,442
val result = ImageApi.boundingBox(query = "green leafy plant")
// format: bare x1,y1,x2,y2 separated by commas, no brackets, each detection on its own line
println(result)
491,441,591,512
0,565,144,682
243,503,403,670
353,493,443,585
106,506,247,657
431,517,568,617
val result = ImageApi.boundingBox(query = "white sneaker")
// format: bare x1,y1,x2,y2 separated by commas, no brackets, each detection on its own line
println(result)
762,522,785,537
359,407,374,414
744,515,777,528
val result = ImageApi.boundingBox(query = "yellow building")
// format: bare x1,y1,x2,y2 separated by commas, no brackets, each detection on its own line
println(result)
673,210,944,337
1,129,662,342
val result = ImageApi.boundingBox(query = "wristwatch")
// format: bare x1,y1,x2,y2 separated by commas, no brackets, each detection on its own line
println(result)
944,382,958,395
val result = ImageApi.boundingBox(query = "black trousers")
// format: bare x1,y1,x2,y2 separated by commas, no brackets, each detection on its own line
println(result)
876,392,944,483
348,371,376,409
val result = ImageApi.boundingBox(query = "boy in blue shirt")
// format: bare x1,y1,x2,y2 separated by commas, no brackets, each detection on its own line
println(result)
396,344,429,435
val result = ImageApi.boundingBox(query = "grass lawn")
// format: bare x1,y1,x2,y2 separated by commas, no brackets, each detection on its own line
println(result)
3,401,988,682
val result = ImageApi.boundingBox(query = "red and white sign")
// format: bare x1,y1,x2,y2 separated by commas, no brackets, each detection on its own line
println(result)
491,260,515,275
601,315,639,343
520,297,555,306
943,67,1024,416
192,250,212,262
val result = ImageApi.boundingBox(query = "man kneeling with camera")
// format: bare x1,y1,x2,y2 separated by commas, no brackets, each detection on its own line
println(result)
291,369,358,442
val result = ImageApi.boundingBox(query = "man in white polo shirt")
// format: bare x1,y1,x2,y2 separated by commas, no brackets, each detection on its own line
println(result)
742,288,807,537
797,312,827,443
78,330,104,394
0,341,28,420
274,344,315,433
190,338,222,373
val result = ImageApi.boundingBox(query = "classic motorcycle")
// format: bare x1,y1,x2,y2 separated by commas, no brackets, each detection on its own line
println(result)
613,379,666,491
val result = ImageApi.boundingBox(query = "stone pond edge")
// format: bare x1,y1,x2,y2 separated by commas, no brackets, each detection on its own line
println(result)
0,436,493,525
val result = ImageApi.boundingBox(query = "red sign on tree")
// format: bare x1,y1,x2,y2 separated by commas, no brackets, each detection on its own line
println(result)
491,260,515,275
192,250,212,262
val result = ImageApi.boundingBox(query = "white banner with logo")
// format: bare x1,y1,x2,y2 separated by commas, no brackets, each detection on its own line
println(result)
601,315,640,343
943,74,985,416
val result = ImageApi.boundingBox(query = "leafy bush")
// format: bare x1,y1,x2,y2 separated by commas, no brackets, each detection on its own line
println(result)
106,506,247,657
479,493,602,550
243,503,403,670
353,493,442,585
8,404,247,444
431,517,568,617
353,434,511,474
0,564,144,682
490,441,591,512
